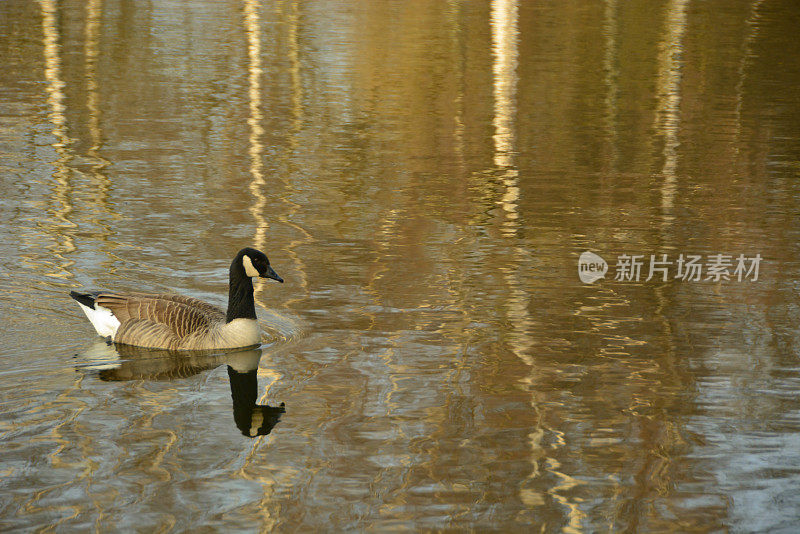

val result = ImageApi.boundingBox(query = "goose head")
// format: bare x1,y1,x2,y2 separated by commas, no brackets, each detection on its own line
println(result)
236,248,284,283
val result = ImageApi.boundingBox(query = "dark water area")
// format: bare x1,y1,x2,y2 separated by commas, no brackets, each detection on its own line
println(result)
2,0,800,531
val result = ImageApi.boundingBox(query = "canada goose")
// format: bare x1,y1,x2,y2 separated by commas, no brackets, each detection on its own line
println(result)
70,248,283,351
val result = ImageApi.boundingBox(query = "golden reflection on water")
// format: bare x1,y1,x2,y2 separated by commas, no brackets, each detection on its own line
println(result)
650,9,689,499
83,0,119,248
240,6,310,524
26,0,122,287
242,0,312,319
84,0,103,160
273,0,312,311
285,0,303,151
243,0,269,252
654,0,688,216
242,0,308,324
602,0,619,170
491,0,563,526
2,0,800,531
490,0,519,233
734,0,765,144
446,0,466,173
241,6,283,518
35,0,76,281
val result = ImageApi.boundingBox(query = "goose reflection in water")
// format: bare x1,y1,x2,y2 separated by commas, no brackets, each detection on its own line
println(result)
76,342,285,437
227,364,285,437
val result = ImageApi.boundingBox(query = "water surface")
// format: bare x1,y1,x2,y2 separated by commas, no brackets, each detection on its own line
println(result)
2,0,800,531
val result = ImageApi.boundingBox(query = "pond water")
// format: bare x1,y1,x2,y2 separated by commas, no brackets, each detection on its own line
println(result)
2,0,800,531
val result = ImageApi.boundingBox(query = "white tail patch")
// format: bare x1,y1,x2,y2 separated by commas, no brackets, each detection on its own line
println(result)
242,255,259,277
76,302,120,338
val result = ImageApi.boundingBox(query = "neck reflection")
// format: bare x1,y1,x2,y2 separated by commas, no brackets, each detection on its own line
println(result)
78,343,285,438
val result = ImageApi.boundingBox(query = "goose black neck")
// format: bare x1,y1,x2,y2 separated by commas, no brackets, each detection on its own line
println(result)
227,264,257,323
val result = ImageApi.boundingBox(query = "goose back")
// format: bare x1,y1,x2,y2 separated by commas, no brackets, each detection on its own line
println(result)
96,292,225,327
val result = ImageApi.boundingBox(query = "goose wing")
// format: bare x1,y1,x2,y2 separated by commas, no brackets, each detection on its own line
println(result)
95,292,225,340
112,319,183,350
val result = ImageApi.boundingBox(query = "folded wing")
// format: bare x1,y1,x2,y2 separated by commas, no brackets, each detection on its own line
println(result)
95,292,226,349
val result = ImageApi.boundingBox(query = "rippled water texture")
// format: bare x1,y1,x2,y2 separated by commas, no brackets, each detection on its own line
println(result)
2,0,800,531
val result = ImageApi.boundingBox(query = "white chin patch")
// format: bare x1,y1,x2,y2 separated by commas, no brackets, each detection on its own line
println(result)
242,255,260,277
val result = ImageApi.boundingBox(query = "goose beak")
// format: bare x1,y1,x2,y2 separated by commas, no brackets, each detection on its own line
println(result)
261,265,284,283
